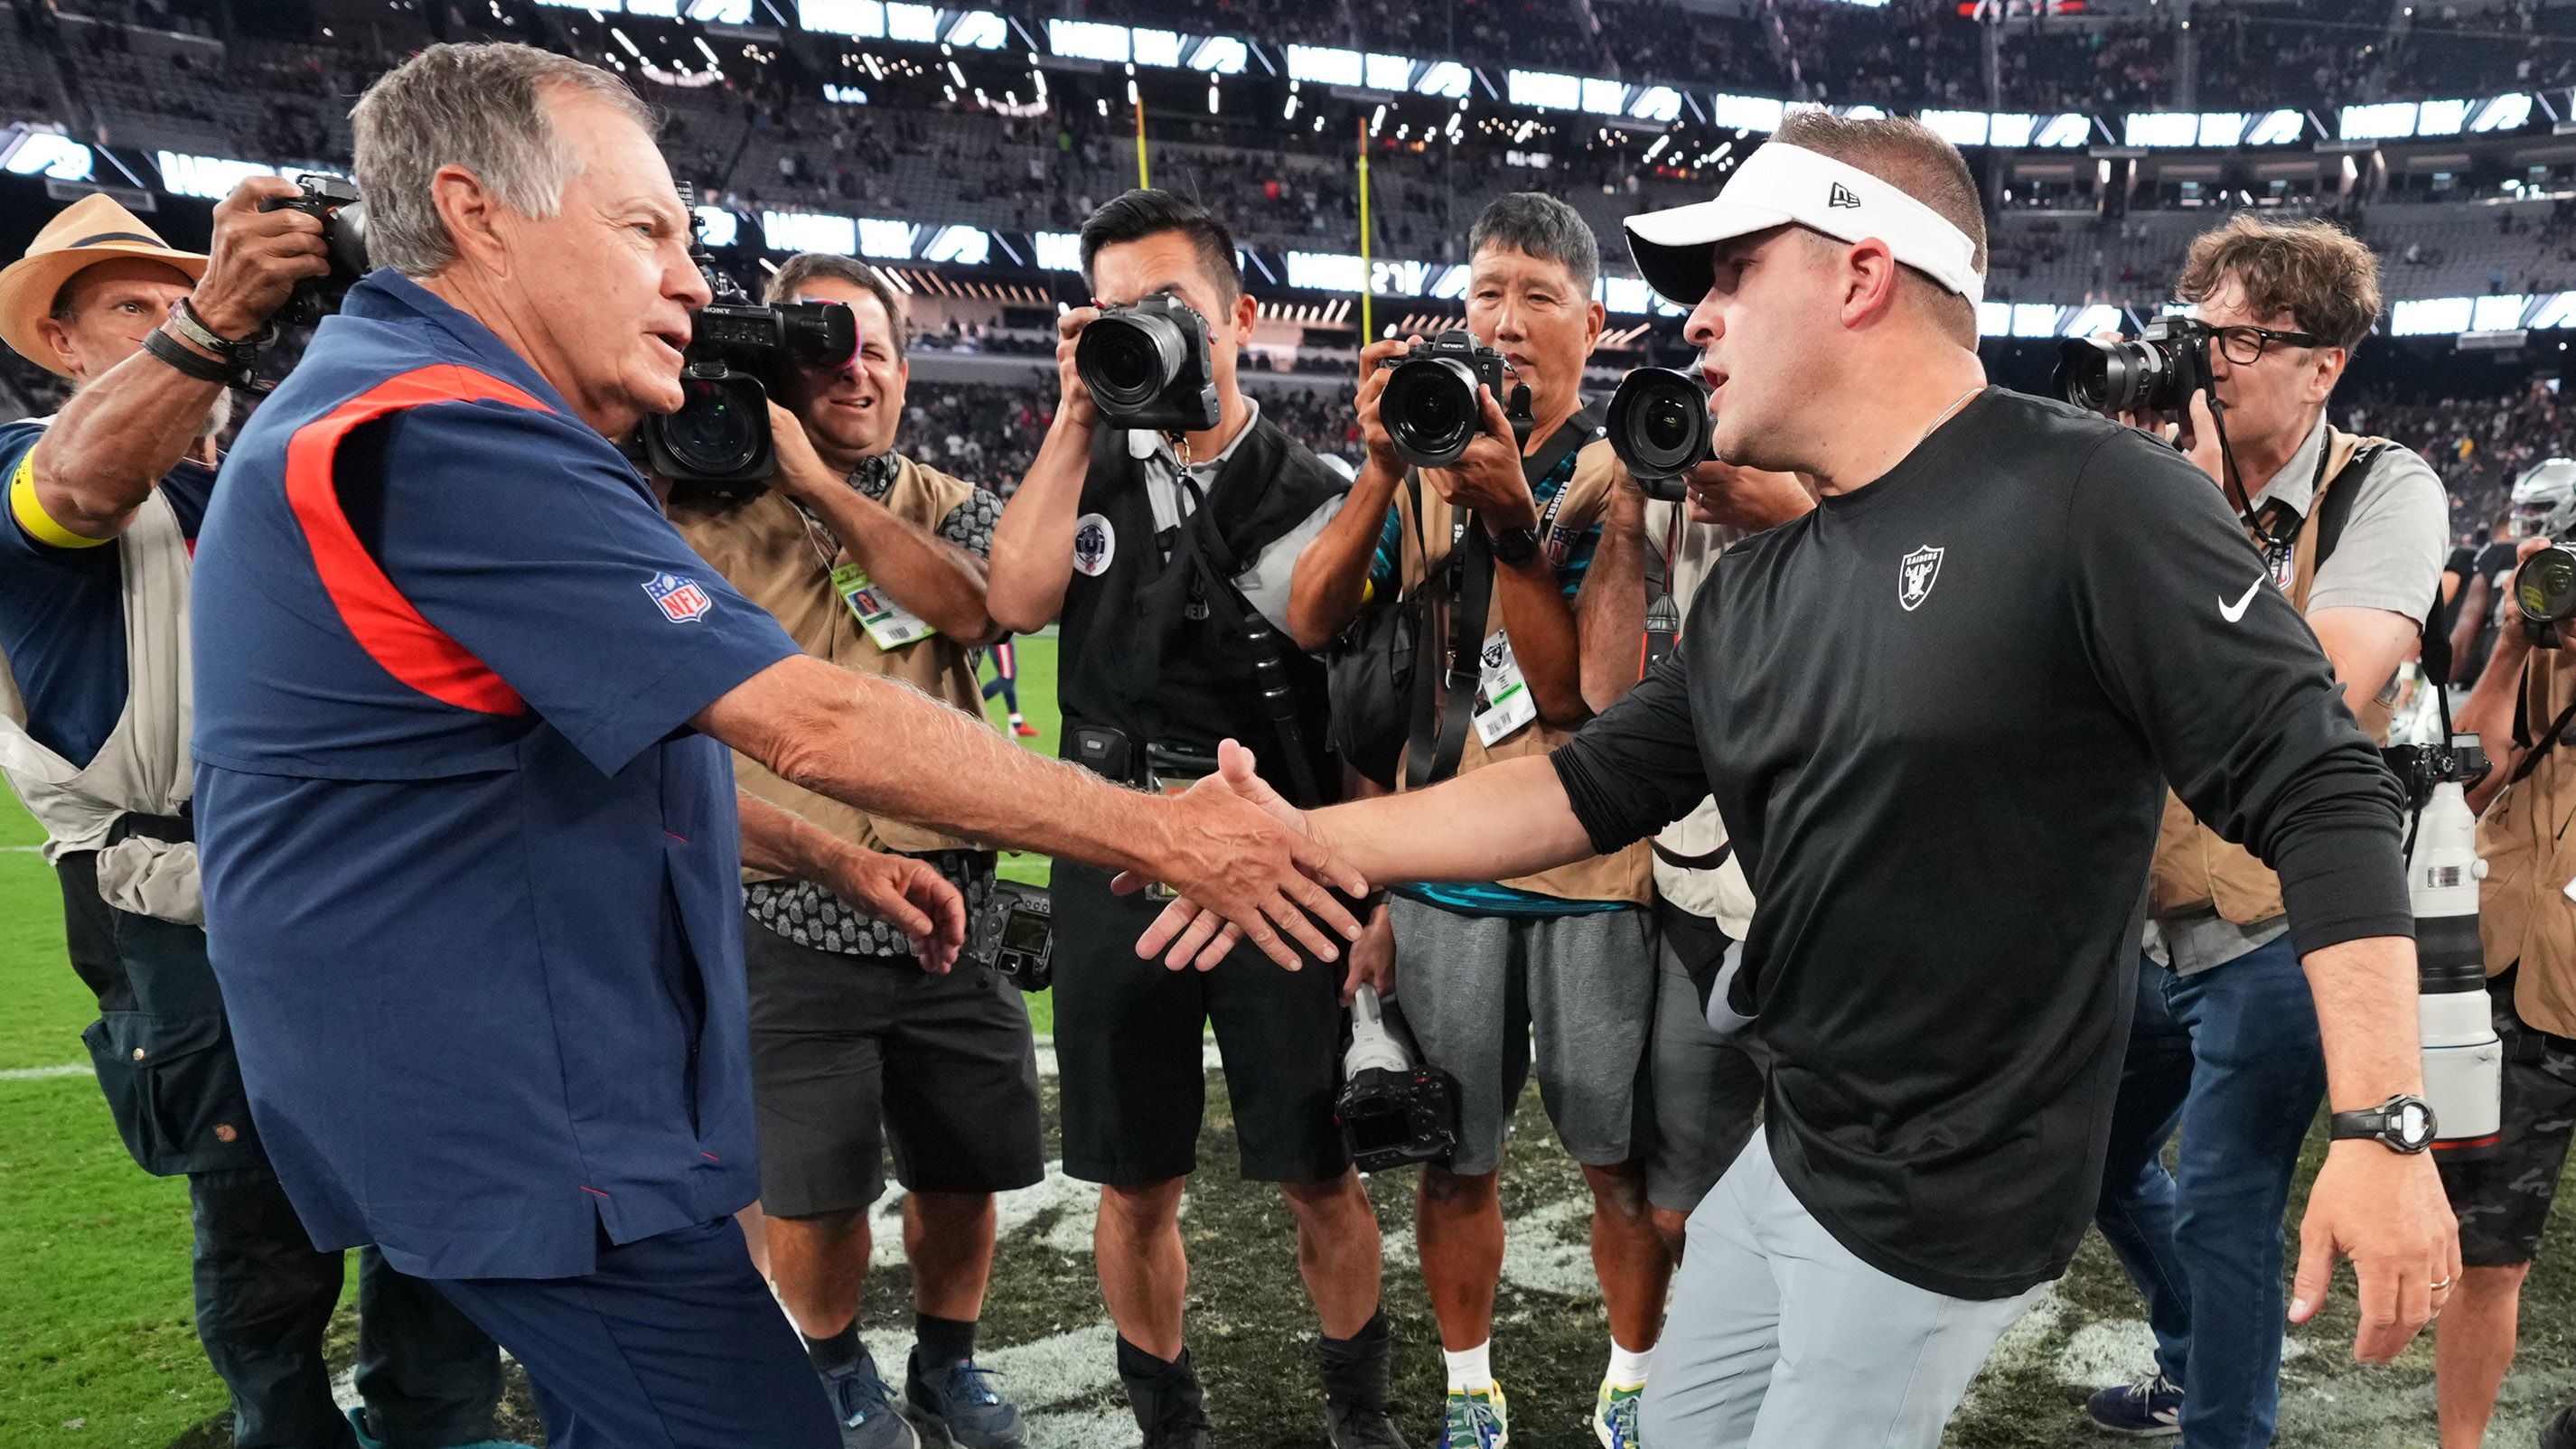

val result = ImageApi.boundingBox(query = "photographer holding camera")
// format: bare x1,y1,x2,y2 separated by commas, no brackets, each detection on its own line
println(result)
2075,215,2447,1447
191,48,1363,1449
668,254,1038,1449
2437,520,2576,1449
1290,192,1663,1447
985,188,1405,1449
0,189,527,1449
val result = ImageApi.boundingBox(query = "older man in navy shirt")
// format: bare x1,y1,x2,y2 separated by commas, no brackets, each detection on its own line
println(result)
191,43,1361,1449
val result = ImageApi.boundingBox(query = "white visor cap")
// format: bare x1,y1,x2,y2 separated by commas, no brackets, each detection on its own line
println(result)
1624,142,1986,308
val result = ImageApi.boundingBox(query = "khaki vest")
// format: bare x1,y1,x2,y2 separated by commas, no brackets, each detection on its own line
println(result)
672,456,995,871
2147,427,2400,924
1392,436,1653,906
2475,650,2576,1039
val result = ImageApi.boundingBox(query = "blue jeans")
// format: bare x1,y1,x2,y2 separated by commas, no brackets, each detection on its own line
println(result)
2094,937,2327,1449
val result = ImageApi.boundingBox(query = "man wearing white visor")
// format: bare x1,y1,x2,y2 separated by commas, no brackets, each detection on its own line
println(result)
1126,111,2457,1447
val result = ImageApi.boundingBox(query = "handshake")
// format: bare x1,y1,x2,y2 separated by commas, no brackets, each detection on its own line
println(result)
1109,738,1366,972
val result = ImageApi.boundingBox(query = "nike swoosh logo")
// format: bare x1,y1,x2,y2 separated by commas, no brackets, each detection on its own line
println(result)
2219,577,2263,623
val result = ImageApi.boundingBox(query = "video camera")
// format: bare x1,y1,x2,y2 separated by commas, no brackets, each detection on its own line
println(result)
2383,736,2506,1161
1335,985,1461,1173
1606,366,1715,502
2055,316,2216,418
1382,329,1510,470
642,210,858,499
970,878,1054,991
258,173,372,329
1074,294,1220,433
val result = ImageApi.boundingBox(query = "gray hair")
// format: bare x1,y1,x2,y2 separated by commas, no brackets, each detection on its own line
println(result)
1468,192,1600,294
351,42,653,278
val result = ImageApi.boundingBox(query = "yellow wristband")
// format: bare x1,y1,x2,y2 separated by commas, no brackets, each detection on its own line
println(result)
8,450,110,550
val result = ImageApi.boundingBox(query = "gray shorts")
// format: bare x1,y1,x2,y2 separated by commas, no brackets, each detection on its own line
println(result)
1648,935,1766,1215
1389,896,1653,1177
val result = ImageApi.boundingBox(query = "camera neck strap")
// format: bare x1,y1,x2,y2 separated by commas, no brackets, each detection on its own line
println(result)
1405,410,1598,790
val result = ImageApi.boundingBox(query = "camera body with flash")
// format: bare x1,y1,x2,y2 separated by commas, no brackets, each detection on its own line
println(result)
1606,366,1716,502
2055,315,2216,418
642,258,857,500
970,878,1054,991
1075,294,1220,433
1383,329,1509,470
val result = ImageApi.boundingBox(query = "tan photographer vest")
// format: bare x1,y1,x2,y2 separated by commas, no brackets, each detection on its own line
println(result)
2147,427,2400,924
673,455,995,871
2474,650,2576,1039
1391,436,1652,906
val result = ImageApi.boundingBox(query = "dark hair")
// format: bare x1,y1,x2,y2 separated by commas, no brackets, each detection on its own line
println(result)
766,252,911,354
2176,213,2382,353
1467,192,1600,293
1772,109,1987,345
1078,189,1241,301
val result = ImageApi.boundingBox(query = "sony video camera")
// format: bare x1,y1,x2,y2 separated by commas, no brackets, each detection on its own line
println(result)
1075,294,1220,433
2510,459,2576,645
2055,315,2216,417
970,878,1054,991
1382,329,1509,470
258,173,372,328
1335,985,1460,1173
641,226,857,499
2384,736,2506,1161
1606,366,1715,502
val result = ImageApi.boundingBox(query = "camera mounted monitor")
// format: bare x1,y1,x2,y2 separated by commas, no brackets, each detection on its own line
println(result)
971,878,1054,991
1076,294,1220,434
1606,367,1716,502
1382,330,1509,471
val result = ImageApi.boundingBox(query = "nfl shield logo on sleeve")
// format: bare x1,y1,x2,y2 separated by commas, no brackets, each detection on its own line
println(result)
644,571,715,623
1897,545,1944,612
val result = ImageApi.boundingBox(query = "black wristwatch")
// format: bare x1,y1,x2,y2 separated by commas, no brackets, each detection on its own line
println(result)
2328,1094,2438,1154
1486,522,1541,566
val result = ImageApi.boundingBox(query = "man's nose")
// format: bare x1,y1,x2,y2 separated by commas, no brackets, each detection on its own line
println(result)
1685,297,1721,347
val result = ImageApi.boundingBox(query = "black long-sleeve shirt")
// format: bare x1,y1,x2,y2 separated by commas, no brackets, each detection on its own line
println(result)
1552,387,2408,1300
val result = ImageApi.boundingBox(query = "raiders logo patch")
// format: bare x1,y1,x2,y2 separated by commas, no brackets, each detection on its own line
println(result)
1897,545,1944,612
1073,513,1116,576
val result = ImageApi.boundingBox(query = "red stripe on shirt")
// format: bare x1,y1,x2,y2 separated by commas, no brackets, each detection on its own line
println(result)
283,365,546,715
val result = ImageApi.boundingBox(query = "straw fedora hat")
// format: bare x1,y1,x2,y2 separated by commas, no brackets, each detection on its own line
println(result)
0,192,208,377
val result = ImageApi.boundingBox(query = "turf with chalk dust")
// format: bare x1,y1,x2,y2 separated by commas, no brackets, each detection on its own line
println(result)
0,632,2569,1446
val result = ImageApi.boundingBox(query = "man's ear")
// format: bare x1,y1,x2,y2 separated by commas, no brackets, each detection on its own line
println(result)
33,315,81,379
1232,289,1258,344
429,163,511,276
1841,238,1903,327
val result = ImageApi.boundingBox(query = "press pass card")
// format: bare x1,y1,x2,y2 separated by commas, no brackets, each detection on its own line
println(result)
831,563,937,650
1475,629,1537,747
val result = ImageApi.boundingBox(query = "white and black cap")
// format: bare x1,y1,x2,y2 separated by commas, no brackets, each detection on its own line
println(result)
1624,141,1986,308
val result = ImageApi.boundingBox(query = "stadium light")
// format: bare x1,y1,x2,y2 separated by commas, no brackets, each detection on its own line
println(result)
1628,86,1682,123
885,3,938,42
1286,45,1364,86
1287,251,1368,292
2196,112,2246,147
1362,52,1410,91
1416,61,1473,98
1034,231,1084,272
1712,93,1784,132
801,0,884,37
2390,296,2475,335
2011,304,2061,338
1921,110,1989,146
947,11,1007,49
1977,302,2014,337
691,205,739,248
1596,276,1660,314
2122,112,2198,147
2469,94,2534,132
2034,113,2092,147
1508,70,1583,111
2246,109,2305,145
1048,19,1129,63
156,151,277,200
2341,101,2418,141
763,211,858,256
857,219,916,259
1581,78,1627,116
823,83,868,103
2473,294,2530,332
2416,98,2471,136
1187,36,1249,72
1130,28,1182,66
1986,113,2034,146
1,127,91,181
2529,292,2576,330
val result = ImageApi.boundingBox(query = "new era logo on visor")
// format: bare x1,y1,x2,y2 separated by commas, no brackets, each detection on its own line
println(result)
1828,182,1863,209
644,571,714,623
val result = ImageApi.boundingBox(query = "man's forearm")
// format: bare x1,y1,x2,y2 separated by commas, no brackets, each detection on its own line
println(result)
1285,453,1401,650
1493,553,1588,726
1308,754,1596,885
1574,487,1647,713
31,338,224,538
736,788,856,881
2303,935,2430,1111
986,417,1094,633
797,483,997,643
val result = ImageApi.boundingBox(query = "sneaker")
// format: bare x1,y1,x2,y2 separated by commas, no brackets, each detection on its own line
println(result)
1012,722,1040,738
346,1407,537,1449
1592,1379,1643,1449
1327,1399,1410,1449
2084,1370,2182,1438
1440,1383,1507,1449
823,1349,921,1449
2541,1403,2576,1449
1141,1424,1218,1449
905,1348,1024,1449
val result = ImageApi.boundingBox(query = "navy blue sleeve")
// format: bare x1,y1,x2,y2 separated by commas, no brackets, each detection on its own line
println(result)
366,401,799,776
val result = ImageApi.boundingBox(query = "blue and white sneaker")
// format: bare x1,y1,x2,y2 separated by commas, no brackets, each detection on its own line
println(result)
2084,1370,2182,1438
905,1347,1024,1449
1439,1382,1507,1449
1592,1378,1643,1449
824,1348,922,1449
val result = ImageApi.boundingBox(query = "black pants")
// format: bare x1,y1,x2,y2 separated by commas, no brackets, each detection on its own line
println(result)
60,854,504,1448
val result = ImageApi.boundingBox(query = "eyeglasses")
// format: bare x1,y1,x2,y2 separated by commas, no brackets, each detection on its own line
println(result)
2210,323,2325,365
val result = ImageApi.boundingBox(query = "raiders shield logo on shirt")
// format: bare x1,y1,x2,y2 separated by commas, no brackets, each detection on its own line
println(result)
1897,545,1944,612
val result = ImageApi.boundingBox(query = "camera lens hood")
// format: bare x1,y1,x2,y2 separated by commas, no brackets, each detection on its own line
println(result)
1607,367,1714,485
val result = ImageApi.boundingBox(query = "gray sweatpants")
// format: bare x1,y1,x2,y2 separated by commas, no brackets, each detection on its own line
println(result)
1642,1133,2050,1448
1646,935,1766,1215
1390,898,1653,1176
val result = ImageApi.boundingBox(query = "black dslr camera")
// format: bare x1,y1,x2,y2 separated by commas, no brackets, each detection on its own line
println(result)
2384,738,2491,815
1606,366,1715,502
970,878,1054,990
257,173,371,327
1075,294,1220,433
2515,545,2576,645
1335,986,1461,1173
642,225,857,499
1382,329,1508,470
2055,316,2216,417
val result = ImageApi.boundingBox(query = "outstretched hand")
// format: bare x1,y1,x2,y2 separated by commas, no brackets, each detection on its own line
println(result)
1117,740,1370,971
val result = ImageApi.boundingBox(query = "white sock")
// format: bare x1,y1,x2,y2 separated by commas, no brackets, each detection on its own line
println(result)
1606,1341,1652,1389
1444,1341,1494,1392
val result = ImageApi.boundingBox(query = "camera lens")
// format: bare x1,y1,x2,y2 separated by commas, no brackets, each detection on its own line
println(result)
1642,394,1695,453
1077,313,1185,412
1384,356,1481,469
2517,545,2576,625
779,299,858,369
664,375,765,477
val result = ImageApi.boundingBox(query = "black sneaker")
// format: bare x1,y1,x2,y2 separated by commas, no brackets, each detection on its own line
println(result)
1327,1399,1410,1449
1119,1338,1216,1449
905,1348,1024,1449
2084,1370,2182,1438
822,1347,921,1449
2540,1402,2576,1449
1317,1313,1409,1449
1142,1425,1218,1449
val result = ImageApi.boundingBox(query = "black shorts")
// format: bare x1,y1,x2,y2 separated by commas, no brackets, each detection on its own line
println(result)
744,920,1045,1218
2439,967,2576,1267
1049,861,1349,1186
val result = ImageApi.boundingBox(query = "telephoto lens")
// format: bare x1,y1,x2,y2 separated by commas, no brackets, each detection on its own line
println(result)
1335,985,1461,1173
1074,294,1220,432
2403,745,2505,1160
1606,367,1714,500
1382,330,1506,470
